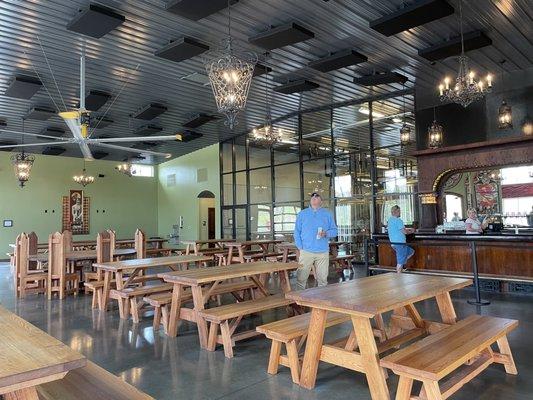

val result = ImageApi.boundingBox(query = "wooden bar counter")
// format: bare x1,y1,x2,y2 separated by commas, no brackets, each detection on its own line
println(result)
373,233,533,282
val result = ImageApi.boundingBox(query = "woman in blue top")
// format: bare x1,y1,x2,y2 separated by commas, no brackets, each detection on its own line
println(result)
387,205,415,273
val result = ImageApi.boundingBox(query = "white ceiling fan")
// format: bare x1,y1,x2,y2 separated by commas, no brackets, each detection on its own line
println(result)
0,46,181,160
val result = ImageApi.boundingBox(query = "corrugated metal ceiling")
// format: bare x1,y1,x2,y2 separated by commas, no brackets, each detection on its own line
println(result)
0,0,530,163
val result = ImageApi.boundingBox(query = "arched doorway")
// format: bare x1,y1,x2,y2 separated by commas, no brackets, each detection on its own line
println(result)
197,191,216,241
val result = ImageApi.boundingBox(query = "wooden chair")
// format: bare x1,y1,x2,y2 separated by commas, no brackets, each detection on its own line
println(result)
106,229,116,255
134,229,146,259
63,230,73,251
48,232,79,299
381,315,518,400
85,231,112,307
16,233,47,298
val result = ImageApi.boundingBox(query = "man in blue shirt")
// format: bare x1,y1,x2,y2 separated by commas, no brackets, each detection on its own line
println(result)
294,192,338,290
387,205,415,273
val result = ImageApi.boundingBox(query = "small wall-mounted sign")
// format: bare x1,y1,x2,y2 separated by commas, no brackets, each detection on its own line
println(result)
3,220,13,228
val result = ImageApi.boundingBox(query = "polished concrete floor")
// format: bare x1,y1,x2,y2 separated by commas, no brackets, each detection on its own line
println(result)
1,262,532,400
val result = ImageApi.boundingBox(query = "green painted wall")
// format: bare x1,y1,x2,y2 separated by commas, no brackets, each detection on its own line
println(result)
0,152,158,252
157,144,220,242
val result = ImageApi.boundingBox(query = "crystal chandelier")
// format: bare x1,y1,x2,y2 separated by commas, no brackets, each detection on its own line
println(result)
251,61,283,145
438,0,492,108
427,108,444,149
205,2,256,130
73,161,94,186
116,162,136,177
399,85,411,146
11,152,35,188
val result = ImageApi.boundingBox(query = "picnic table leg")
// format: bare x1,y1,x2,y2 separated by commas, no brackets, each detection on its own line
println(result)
4,386,39,400
238,246,245,264
191,285,209,348
100,271,112,311
352,316,390,400
299,308,327,389
435,292,457,325
168,283,183,337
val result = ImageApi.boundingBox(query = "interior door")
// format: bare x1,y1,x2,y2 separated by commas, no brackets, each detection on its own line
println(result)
207,207,216,245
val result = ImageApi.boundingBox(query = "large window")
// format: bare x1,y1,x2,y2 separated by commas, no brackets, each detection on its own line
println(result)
131,164,154,177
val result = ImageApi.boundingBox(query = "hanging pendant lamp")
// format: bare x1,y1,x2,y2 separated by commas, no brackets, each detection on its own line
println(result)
11,118,35,188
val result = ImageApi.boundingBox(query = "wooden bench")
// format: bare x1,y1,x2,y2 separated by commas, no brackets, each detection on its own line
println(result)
256,312,350,383
381,314,518,400
144,280,257,333
111,283,174,323
199,294,294,358
330,254,356,271
243,252,283,262
37,360,154,400
146,248,182,257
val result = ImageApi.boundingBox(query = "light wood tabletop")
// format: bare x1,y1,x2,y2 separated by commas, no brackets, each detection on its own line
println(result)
181,238,235,255
159,261,299,342
286,273,472,317
159,261,298,286
287,273,472,399
222,239,284,264
0,306,86,398
28,248,136,263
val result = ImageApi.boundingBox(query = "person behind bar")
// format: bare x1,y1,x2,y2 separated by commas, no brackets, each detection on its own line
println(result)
465,208,484,234
387,205,415,273
294,192,338,290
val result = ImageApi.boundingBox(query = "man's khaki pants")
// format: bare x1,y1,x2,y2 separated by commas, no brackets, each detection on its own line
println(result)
296,250,329,290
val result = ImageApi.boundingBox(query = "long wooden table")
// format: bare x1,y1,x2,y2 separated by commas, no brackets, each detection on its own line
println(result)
159,261,299,343
0,306,86,399
93,254,212,311
181,238,235,255
223,239,283,264
285,273,472,399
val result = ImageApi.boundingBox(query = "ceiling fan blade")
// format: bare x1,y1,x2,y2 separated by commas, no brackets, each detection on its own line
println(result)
91,142,171,159
86,135,180,143
79,141,94,161
0,141,73,149
0,129,69,141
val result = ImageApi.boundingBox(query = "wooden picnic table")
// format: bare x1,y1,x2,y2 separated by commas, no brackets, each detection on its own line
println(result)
158,261,299,344
0,305,86,399
181,238,235,255
223,239,284,264
285,273,472,399
276,241,351,262
93,254,212,311
27,248,137,270
9,237,167,251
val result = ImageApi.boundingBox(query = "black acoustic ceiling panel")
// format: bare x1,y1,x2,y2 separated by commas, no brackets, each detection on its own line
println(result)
67,3,125,38
132,141,158,150
40,127,65,137
248,22,315,50
89,116,113,128
369,0,454,36
132,103,167,120
166,0,238,20
5,75,42,99
253,64,273,77
418,31,492,61
182,113,219,128
274,79,320,94
25,106,56,120
92,151,109,159
353,72,408,86
0,119,6,127
155,37,210,62
308,49,368,72
134,124,163,136
176,130,203,142
42,146,66,156
85,90,111,111
0,140,17,151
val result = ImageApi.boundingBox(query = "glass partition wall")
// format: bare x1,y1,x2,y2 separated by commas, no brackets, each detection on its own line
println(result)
220,93,418,259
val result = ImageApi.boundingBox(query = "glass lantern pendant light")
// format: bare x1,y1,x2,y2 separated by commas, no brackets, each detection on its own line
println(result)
205,0,256,130
399,84,411,146
116,162,136,177
438,0,492,108
497,60,513,130
427,107,444,149
11,118,35,188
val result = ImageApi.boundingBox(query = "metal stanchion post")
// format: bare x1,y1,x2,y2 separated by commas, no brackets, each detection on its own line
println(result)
467,241,490,306
364,237,370,276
